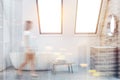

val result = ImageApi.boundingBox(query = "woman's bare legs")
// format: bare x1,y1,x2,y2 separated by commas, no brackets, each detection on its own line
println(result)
28,52,35,73
17,55,29,75
17,51,37,76
29,52,38,76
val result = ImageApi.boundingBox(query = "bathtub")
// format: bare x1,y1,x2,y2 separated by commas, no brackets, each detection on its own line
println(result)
10,52,58,70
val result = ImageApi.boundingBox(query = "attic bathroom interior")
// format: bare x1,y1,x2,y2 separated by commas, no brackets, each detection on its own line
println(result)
0,0,120,80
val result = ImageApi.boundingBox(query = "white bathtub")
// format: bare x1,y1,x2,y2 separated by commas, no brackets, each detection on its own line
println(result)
10,52,58,70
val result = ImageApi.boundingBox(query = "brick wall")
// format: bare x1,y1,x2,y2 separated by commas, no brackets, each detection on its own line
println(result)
100,0,120,46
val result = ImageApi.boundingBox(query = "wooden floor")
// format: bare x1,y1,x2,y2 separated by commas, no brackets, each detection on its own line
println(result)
0,67,119,80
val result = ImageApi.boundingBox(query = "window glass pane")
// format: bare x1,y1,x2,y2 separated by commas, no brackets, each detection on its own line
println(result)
76,0,102,33
38,0,62,34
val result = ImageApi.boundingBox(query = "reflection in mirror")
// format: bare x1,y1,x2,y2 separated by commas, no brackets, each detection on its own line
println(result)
106,15,116,36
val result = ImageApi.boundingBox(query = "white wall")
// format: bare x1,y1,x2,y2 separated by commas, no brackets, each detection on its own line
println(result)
22,0,100,65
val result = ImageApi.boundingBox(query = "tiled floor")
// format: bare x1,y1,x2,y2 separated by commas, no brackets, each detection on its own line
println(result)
0,67,120,80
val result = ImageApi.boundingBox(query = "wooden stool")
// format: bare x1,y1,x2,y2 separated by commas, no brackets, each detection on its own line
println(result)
52,62,74,73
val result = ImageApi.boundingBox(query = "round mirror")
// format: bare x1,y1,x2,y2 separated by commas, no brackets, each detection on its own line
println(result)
106,15,116,36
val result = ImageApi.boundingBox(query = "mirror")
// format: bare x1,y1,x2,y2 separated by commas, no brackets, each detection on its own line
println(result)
106,15,117,36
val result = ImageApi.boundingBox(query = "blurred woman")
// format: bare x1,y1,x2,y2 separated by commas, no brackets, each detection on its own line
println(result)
17,21,38,77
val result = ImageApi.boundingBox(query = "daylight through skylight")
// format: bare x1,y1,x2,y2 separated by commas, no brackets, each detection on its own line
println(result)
37,0,62,34
75,0,102,33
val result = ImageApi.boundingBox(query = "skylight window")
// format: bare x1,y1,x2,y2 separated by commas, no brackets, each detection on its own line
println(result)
37,0,63,34
75,0,102,34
